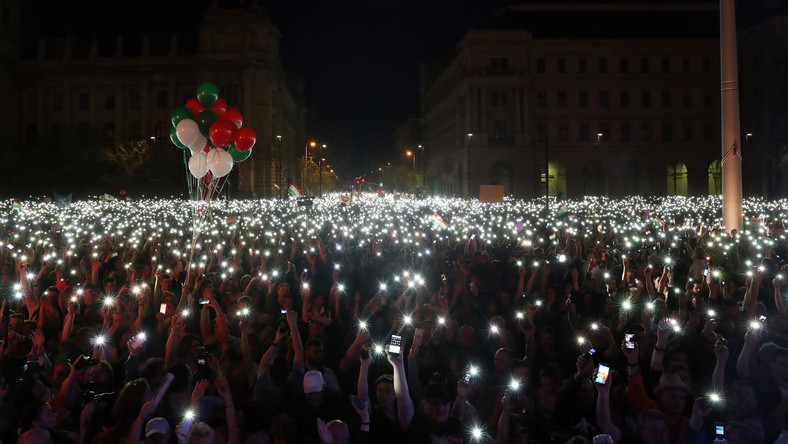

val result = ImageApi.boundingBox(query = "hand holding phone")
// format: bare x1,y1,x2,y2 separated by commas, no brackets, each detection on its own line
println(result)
388,335,402,355
625,333,636,350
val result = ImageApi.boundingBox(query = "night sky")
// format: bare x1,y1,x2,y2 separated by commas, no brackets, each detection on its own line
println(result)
20,0,782,176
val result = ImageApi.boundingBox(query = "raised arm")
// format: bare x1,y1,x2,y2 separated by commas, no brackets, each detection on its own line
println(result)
357,348,371,402
287,309,304,374
736,328,758,379
387,353,414,430
712,341,728,393
594,374,622,443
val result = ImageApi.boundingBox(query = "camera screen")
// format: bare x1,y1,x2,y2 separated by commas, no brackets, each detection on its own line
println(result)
388,335,402,355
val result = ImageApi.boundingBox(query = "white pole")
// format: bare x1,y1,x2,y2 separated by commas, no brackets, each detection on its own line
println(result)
720,0,743,232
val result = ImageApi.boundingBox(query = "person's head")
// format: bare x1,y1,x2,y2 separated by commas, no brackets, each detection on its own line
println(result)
269,413,297,444
114,378,151,420
770,347,788,383
277,283,290,301
653,373,689,416
144,417,170,444
459,325,474,346
187,421,214,444
729,380,757,412
538,326,555,349
103,276,116,294
374,374,395,408
303,370,325,408
421,382,452,423
140,358,168,391
538,363,562,394
326,420,350,444
304,338,324,368
20,400,56,431
723,421,759,444
637,409,669,444
493,347,513,372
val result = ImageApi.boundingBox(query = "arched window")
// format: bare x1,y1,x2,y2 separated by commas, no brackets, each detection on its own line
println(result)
155,121,168,148
667,162,688,196
708,160,722,195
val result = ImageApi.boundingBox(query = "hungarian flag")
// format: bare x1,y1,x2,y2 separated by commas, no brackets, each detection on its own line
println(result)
652,217,665,229
12,199,23,212
288,183,302,198
555,203,568,218
431,213,449,230
549,232,557,241
273,184,281,191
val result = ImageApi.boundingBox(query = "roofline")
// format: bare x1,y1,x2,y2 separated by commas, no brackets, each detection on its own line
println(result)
507,3,718,12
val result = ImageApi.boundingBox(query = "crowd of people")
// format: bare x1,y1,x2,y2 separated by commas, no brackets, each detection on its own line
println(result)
0,193,787,444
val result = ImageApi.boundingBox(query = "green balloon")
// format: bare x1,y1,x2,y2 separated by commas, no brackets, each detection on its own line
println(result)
170,106,193,127
196,82,219,107
196,110,219,137
229,144,252,163
170,127,186,148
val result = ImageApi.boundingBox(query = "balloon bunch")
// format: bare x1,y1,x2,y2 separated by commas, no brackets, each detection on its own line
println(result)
168,82,258,282
170,82,256,178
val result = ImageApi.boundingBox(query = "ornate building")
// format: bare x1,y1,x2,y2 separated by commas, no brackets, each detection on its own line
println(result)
0,2,305,198
420,4,726,199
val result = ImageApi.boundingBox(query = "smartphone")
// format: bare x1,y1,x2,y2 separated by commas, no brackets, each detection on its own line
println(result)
714,422,725,439
625,333,636,349
280,309,287,315
199,298,210,305
179,411,195,436
703,268,709,277
413,328,424,346
112,252,118,258
349,395,368,410
441,274,447,282
594,364,610,384
601,251,606,261
6,244,13,250
587,347,597,356
463,373,472,384
759,315,767,322
159,303,167,315
388,335,402,355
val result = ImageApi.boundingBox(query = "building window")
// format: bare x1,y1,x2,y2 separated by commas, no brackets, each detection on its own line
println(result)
620,91,630,107
536,58,545,74
536,123,547,142
28,93,36,111
579,123,589,141
105,93,115,110
641,91,651,107
640,58,649,73
682,92,692,108
492,91,507,107
662,57,670,73
130,90,140,109
52,123,63,148
26,123,37,147
536,91,546,107
103,122,115,146
600,91,609,107
682,122,693,141
579,58,587,73
703,93,713,107
220,84,240,105
622,123,631,141
599,57,607,73
557,91,567,107
129,121,141,140
579,91,588,107
558,58,566,73
642,123,652,141
682,57,690,73
53,92,63,111
156,90,168,109
702,57,711,73
558,122,568,142
493,120,506,139
661,91,671,107
490,57,509,73
155,121,168,147
704,122,714,141
662,122,673,141
620,58,628,73
599,123,610,142
79,92,89,110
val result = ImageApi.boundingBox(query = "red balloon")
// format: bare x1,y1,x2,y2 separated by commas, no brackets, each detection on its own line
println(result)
208,97,227,118
185,99,205,119
234,127,256,152
209,119,237,148
120,189,126,196
223,109,243,128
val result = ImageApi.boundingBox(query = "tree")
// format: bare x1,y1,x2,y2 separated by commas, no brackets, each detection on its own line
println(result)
102,140,152,179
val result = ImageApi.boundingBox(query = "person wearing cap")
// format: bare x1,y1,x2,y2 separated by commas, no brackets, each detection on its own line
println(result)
285,369,346,443
143,417,170,444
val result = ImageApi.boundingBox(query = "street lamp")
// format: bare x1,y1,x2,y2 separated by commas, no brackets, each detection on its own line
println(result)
406,150,415,171
276,135,282,198
746,133,752,144
597,132,604,144
303,141,317,188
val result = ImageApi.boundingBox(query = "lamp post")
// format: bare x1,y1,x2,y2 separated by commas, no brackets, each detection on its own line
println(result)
418,144,425,189
303,141,316,188
319,156,326,197
596,132,603,145
406,150,415,171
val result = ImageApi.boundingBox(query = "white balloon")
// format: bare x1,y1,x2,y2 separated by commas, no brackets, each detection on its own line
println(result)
207,148,234,178
187,134,207,155
188,152,209,178
176,119,200,147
